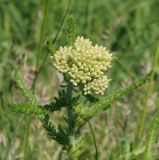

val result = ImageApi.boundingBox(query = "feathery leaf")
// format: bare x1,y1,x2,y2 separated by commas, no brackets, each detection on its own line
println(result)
75,72,152,125
9,103,48,115
14,71,38,104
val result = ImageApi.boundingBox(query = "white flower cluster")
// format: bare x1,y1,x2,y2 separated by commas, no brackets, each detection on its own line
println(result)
51,36,113,95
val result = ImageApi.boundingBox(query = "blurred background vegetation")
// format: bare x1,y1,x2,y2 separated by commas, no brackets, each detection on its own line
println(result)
0,0,159,159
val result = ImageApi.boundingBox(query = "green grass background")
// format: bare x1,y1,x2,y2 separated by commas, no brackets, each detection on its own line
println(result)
0,0,159,159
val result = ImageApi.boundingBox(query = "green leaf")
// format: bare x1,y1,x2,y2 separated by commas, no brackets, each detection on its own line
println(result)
44,89,68,112
75,72,152,125
42,114,69,145
14,71,38,104
85,94,99,103
66,15,76,45
9,103,48,115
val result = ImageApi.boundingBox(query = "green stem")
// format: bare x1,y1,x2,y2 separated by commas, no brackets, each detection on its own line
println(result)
23,116,31,160
145,112,158,160
138,76,153,138
84,0,90,36
66,83,76,156
4,117,21,160
35,0,49,70
88,121,98,160
138,43,159,138
31,0,72,90
144,43,159,160
67,83,73,133
23,0,49,158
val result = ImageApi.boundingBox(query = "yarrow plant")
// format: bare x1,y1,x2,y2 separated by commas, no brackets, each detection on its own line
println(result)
9,17,152,159
51,36,113,95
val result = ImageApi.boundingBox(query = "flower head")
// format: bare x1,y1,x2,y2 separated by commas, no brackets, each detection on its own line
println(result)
51,36,113,95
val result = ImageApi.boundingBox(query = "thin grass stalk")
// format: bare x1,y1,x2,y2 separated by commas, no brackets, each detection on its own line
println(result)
23,116,32,160
144,43,159,160
138,42,159,138
88,121,98,160
84,0,90,36
23,0,49,158
35,0,49,70
31,0,72,91
145,111,159,160
4,117,21,160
